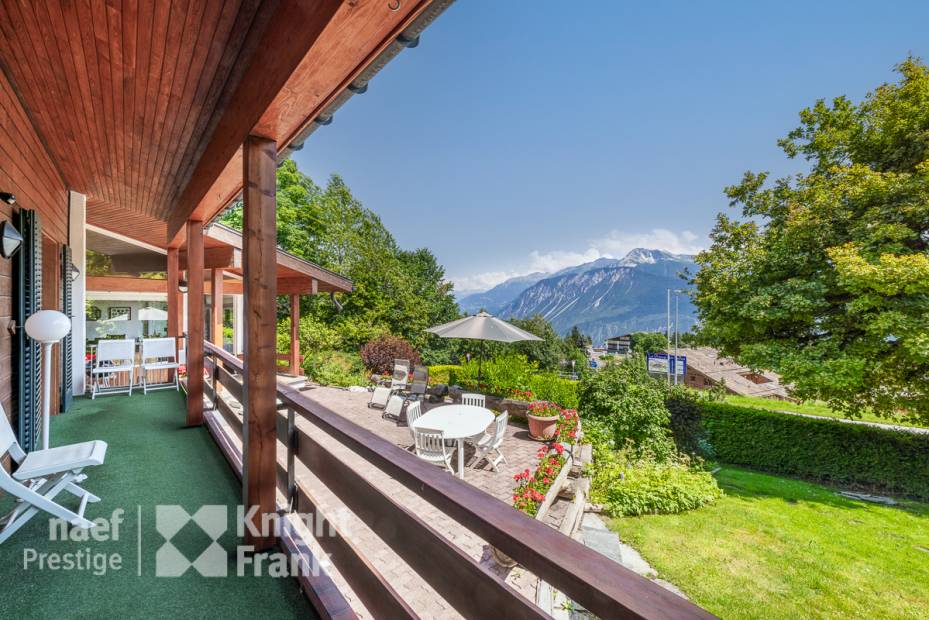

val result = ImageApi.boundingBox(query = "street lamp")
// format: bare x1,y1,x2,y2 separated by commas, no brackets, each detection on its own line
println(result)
24,310,71,450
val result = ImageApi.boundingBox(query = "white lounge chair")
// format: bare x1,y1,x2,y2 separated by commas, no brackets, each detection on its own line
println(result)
413,427,454,474
469,411,509,472
140,337,180,394
91,339,136,398
461,393,485,408
0,403,107,544
368,360,412,409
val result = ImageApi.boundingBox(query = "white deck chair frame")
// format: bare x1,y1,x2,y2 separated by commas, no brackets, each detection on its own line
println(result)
91,339,136,398
140,337,180,394
0,404,107,544
461,393,486,408
470,411,509,472
404,400,423,441
412,426,454,474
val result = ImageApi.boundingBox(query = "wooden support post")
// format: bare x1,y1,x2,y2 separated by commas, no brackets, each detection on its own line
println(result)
211,269,224,347
167,248,181,375
289,294,300,375
186,220,205,426
243,135,278,550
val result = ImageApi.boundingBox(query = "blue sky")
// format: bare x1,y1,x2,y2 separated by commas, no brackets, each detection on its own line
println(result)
293,0,929,293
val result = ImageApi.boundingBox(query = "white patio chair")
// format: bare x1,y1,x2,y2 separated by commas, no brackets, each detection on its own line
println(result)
390,359,411,390
461,393,485,408
469,411,509,472
383,394,405,422
140,337,179,394
0,403,107,544
90,339,136,398
368,360,412,409
413,427,454,474
405,400,423,441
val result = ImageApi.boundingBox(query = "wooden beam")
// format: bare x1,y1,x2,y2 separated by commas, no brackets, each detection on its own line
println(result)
289,294,300,375
179,246,241,270
186,220,205,427
86,276,167,293
243,135,278,550
211,269,224,347
110,253,168,273
166,0,343,241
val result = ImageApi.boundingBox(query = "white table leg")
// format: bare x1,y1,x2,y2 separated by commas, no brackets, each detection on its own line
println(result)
457,439,465,479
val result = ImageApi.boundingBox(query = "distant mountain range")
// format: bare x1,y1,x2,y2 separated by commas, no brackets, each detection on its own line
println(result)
457,248,698,345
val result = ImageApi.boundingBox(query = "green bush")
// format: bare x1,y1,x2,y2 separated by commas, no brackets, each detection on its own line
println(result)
427,365,461,385
665,385,706,456
454,354,537,395
589,446,722,516
303,350,368,387
579,355,675,461
702,402,929,499
528,373,579,409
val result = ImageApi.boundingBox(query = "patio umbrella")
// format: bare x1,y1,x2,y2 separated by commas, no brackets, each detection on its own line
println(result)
426,311,541,381
137,307,168,321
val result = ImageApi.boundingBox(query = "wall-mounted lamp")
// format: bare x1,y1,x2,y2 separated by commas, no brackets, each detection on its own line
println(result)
70,263,80,282
1,220,24,258
178,279,188,293
0,192,15,205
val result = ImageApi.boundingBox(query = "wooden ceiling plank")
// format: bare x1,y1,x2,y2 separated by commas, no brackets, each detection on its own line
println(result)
57,0,108,199
89,0,120,209
105,0,128,211
137,0,172,220
151,0,243,220
39,0,103,203
122,0,139,213
157,0,264,220
129,0,152,217
145,0,220,218
143,0,188,218
166,0,344,239
5,1,83,196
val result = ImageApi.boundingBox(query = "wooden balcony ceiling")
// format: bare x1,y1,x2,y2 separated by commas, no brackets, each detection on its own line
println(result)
0,0,445,246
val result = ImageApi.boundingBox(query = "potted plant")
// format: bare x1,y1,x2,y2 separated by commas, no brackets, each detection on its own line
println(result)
527,400,561,440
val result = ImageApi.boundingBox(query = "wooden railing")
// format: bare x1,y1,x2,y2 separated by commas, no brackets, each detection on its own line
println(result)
201,341,715,620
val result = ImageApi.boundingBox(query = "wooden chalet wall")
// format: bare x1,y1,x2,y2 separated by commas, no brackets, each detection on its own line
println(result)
0,67,68,438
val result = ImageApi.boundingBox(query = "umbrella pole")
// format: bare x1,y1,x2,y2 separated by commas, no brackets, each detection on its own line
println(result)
479,340,484,384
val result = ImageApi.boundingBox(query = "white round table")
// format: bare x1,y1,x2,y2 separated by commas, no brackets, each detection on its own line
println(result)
410,404,494,479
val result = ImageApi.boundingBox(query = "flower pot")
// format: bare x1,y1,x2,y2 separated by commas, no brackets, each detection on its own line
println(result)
527,414,559,441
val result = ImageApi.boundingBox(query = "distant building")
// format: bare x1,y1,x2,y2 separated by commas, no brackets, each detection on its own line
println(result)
605,334,633,355
677,347,791,400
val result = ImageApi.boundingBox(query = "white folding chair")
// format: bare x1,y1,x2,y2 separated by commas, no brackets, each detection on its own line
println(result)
140,337,180,394
90,339,136,398
404,400,423,441
368,360,411,409
413,427,454,474
390,359,411,390
461,393,485,408
470,411,509,472
0,403,107,544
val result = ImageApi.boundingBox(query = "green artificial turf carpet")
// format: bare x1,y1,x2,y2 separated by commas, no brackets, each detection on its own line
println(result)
0,391,317,619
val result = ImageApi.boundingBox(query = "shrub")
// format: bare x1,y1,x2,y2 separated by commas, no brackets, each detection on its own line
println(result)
455,353,536,395
427,364,460,385
665,385,706,456
360,335,421,374
528,401,561,418
528,373,579,409
303,350,368,387
578,355,675,461
589,448,723,516
513,442,568,516
702,402,929,499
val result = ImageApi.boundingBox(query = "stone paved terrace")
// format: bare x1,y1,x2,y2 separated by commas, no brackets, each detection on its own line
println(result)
219,380,553,618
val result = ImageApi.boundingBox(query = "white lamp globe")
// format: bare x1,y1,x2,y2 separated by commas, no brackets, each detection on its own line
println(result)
25,310,71,343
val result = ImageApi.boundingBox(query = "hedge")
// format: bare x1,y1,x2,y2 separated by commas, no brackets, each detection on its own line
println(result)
426,364,579,409
702,402,929,499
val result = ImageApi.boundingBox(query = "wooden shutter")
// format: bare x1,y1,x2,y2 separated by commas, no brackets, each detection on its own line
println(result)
60,245,73,413
12,209,42,451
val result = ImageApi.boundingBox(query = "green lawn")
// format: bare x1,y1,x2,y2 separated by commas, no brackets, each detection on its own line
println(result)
723,394,928,429
611,467,929,620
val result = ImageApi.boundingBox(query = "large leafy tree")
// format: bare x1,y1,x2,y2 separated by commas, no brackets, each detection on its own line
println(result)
222,160,460,360
693,58,929,420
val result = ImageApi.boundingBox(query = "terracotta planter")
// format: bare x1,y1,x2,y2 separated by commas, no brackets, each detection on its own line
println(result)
527,414,559,441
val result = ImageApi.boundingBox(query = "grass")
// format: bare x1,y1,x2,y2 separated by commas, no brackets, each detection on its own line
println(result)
611,467,929,620
723,394,928,429
0,391,316,619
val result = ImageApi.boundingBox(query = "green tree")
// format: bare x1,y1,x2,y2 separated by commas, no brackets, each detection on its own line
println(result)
630,331,666,355
693,58,929,420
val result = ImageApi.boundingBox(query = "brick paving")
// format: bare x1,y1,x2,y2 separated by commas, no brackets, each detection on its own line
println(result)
222,381,549,618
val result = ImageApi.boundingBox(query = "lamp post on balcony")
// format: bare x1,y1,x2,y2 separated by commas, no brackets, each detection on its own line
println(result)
25,310,72,450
